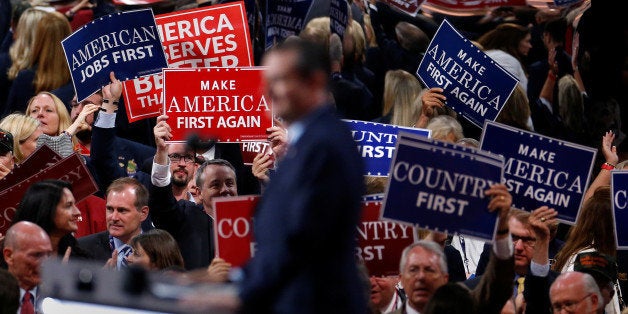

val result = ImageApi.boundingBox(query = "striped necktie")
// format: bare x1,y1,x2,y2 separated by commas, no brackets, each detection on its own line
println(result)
119,245,132,268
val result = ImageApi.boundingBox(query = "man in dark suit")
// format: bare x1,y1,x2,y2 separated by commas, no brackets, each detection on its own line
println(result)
237,39,367,313
150,115,236,272
78,177,150,269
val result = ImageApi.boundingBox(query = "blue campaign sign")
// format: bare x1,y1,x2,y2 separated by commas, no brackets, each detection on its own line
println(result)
330,0,348,39
611,172,628,249
62,9,168,102
480,121,596,224
345,120,431,176
416,19,518,128
382,132,504,242
265,0,312,49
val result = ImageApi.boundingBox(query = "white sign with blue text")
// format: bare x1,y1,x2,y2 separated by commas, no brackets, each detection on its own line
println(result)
480,121,596,224
62,9,168,101
382,132,504,242
416,19,518,128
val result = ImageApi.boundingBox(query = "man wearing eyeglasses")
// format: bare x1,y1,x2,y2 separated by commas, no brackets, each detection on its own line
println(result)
550,271,602,314
464,207,559,313
156,144,199,203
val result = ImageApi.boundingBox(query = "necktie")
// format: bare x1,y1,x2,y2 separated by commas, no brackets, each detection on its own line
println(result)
119,245,132,268
20,292,34,314
517,276,525,296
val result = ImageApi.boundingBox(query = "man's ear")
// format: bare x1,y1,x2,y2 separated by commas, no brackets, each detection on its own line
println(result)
3,247,13,266
140,206,149,221
590,292,600,310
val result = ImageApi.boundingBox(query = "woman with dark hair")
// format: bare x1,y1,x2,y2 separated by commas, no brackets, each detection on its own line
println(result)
477,23,532,93
127,229,185,271
12,179,87,258
553,185,621,314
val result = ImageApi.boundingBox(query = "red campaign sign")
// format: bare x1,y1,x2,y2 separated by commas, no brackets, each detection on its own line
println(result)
357,201,417,277
0,153,98,234
382,0,423,16
122,2,254,122
422,0,527,15
213,195,259,267
163,67,272,142
239,141,274,168
0,145,62,191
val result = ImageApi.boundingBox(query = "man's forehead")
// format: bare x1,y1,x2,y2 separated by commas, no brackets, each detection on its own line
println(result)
509,217,531,232
408,247,441,267
168,143,193,154
107,188,137,203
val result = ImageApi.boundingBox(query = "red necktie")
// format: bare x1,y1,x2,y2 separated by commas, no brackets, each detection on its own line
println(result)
21,292,34,314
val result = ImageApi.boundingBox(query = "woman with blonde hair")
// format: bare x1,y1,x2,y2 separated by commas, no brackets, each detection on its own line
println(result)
26,92,72,136
377,69,422,127
0,113,41,163
0,8,47,113
6,11,72,112
26,92,99,156
6,8,47,81
496,84,533,131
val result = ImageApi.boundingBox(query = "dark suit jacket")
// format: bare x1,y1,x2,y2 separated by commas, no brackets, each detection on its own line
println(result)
77,231,113,262
149,183,214,271
523,268,560,314
239,105,367,314
445,244,467,283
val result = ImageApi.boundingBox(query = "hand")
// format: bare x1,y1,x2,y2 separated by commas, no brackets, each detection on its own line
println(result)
65,103,100,136
75,103,99,132
102,71,122,100
601,131,619,166
153,115,172,152
267,120,288,159
484,184,512,221
421,87,446,116
0,162,12,179
206,257,232,283
416,87,446,128
103,249,119,269
252,151,273,182
529,206,558,242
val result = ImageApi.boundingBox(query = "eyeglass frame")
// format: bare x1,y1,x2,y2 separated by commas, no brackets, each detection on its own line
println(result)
550,293,593,313
168,153,195,163
512,234,537,248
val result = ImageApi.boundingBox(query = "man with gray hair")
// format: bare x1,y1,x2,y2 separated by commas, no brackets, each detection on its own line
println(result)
392,184,515,314
550,271,602,314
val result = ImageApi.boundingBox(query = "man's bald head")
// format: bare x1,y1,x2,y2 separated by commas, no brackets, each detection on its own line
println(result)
3,221,53,290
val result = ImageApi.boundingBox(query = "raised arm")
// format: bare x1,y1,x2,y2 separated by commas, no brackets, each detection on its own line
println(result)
583,131,619,202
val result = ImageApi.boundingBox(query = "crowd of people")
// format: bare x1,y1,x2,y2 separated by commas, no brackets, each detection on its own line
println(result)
0,0,627,313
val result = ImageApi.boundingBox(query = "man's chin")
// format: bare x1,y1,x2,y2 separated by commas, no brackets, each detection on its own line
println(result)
172,178,189,187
